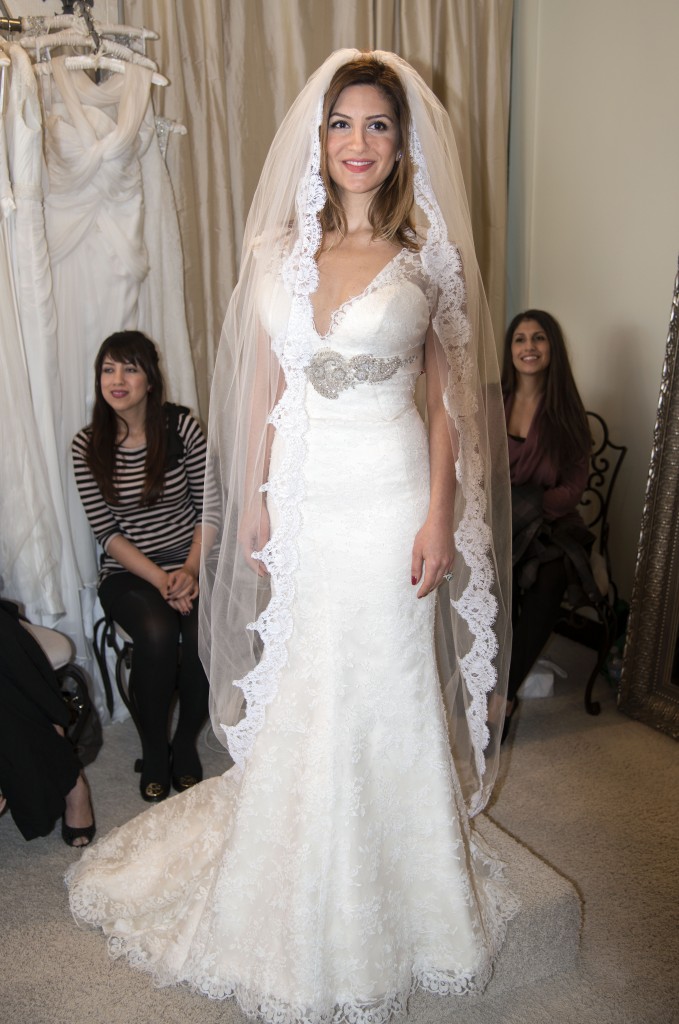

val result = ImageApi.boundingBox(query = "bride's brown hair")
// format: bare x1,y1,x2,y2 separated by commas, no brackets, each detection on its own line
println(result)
319,55,418,250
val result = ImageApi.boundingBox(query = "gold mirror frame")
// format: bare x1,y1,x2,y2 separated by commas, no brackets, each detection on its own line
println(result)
619,258,679,739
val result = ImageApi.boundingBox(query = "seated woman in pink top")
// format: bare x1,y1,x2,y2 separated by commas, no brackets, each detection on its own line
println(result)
502,310,592,741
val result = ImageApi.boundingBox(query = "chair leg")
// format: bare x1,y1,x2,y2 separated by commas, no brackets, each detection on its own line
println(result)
92,616,115,717
584,605,614,715
114,641,145,772
584,664,602,716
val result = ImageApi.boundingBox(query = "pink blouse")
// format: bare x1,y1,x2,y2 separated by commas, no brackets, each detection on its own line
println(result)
504,394,588,522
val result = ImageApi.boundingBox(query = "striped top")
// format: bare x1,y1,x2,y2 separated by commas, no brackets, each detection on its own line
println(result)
72,407,207,583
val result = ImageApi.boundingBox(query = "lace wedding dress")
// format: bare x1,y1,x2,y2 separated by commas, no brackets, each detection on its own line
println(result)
66,252,517,1023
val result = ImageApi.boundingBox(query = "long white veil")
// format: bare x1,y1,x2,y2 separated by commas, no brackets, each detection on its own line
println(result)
199,49,511,817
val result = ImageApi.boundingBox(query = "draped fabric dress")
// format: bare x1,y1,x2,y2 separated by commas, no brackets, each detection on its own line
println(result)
66,251,517,1024
43,58,199,580
0,49,199,717
0,43,69,623
137,101,198,410
44,57,159,587
20,57,198,715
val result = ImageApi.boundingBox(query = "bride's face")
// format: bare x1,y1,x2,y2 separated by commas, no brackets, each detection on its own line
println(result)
325,84,400,200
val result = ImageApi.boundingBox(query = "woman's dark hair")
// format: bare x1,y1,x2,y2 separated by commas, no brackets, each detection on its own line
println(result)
87,331,167,505
502,309,590,468
319,55,418,250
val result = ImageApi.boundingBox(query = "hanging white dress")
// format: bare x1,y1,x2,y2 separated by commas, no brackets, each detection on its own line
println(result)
66,252,517,1023
0,55,62,619
137,105,198,412
2,48,98,694
43,57,154,587
43,58,199,591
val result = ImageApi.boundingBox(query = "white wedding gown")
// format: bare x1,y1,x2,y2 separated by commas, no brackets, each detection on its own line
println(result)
66,251,516,1023
43,57,199,589
0,66,63,620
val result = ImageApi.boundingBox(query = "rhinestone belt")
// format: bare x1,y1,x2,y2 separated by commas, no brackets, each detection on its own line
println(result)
305,349,418,400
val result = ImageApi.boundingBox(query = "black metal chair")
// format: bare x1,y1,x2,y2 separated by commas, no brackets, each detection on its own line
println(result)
556,411,627,714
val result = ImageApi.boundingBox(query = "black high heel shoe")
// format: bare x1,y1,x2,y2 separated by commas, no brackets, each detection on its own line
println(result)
62,817,96,848
501,697,519,745
62,774,96,847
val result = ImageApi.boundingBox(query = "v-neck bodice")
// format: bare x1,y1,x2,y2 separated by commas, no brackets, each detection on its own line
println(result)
311,247,408,340
260,246,435,363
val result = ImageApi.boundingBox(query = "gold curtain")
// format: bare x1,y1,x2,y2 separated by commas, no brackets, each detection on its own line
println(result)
124,0,514,416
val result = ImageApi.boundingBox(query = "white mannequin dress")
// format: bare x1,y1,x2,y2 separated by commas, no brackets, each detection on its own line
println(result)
66,251,516,1023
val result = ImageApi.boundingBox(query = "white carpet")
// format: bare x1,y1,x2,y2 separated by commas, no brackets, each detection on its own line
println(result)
1,634,677,1024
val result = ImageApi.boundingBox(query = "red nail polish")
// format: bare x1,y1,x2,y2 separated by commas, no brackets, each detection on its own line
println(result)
411,576,417,585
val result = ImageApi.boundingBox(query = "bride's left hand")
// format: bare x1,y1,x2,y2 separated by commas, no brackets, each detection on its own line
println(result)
411,515,455,598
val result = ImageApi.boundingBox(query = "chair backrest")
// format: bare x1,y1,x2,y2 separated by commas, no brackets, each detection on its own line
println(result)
578,411,627,597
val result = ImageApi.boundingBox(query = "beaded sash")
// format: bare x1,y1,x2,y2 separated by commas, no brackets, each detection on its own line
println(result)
305,348,420,400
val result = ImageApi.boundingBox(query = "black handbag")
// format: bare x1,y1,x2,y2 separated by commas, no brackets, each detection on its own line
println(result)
0,598,102,765
60,667,102,767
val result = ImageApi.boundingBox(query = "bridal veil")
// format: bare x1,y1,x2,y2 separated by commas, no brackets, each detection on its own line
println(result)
199,49,511,817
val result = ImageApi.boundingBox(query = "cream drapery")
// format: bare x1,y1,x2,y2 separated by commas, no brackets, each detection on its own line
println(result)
124,0,514,417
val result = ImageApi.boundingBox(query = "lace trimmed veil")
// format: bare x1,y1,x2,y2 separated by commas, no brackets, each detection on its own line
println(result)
199,49,511,817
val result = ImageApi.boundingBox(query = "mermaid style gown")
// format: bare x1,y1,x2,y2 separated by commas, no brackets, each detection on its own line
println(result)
66,250,516,1023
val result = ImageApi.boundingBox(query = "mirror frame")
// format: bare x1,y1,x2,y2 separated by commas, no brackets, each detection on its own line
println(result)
619,259,679,739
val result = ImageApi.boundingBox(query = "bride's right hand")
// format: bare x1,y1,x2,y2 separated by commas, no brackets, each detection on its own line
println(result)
238,502,271,577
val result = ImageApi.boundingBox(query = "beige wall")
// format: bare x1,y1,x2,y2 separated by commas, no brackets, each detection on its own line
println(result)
507,0,679,599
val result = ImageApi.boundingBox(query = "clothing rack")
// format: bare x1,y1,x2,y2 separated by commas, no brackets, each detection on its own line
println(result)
10,1,166,88
70,1,99,50
62,1,126,26
0,3,91,37
0,0,20,35
0,2,100,34
0,0,17,32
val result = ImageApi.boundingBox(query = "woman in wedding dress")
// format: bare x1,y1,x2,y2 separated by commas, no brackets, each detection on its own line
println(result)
66,51,515,1022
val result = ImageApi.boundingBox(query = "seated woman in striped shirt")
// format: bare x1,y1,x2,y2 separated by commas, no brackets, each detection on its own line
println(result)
73,331,209,803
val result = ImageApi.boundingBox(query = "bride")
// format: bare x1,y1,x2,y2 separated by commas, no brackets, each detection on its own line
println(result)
67,50,516,1023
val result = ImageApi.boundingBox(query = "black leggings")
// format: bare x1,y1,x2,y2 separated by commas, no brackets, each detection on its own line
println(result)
507,557,568,704
99,572,209,783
